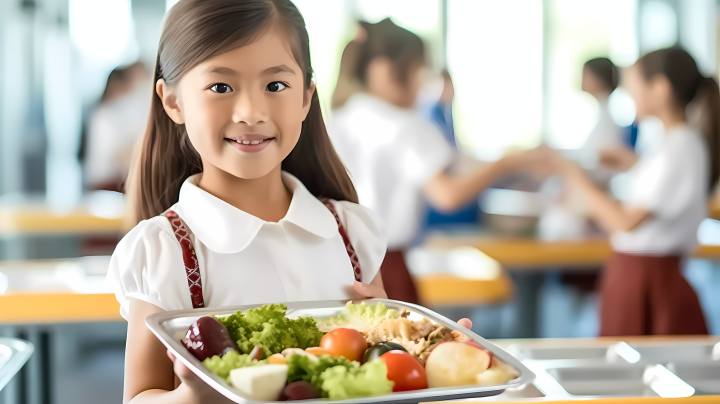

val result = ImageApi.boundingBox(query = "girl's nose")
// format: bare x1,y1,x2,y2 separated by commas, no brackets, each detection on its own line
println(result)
232,87,269,126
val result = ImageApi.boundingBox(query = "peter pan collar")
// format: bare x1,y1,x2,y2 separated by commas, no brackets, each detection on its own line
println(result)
173,172,338,254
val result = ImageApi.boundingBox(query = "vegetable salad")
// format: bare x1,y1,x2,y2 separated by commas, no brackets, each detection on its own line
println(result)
180,302,519,401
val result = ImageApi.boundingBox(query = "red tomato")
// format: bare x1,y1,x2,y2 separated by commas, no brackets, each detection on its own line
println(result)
380,350,427,392
319,328,367,362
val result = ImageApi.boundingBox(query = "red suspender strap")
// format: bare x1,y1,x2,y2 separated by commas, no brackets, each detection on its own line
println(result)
320,198,362,282
165,210,205,309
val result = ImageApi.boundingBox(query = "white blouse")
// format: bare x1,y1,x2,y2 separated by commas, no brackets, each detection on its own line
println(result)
611,125,708,255
328,93,454,250
107,172,387,319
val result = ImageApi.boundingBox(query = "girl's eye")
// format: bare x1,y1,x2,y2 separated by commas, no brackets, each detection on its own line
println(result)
210,83,233,93
266,82,287,92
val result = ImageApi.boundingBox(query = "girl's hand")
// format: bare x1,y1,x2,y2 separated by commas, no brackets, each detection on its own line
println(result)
352,281,474,329
599,145,638,171
353,280,388,299
167,349,233,404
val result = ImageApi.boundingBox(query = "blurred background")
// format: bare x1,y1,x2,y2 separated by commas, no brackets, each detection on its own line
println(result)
0,0,719,403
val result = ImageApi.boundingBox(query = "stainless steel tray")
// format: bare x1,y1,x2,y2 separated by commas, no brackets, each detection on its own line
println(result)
0,338,34,391
146,299,535,404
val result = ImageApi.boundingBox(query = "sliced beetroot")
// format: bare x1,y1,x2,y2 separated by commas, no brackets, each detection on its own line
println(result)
181,316,238,361
281,381,321,401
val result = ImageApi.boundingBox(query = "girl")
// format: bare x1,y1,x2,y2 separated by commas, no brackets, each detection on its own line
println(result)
578,57,625,176
108,2,478,403
544,48,715,336
329,19,532,304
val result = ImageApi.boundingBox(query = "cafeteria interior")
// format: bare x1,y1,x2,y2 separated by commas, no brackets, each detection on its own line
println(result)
1,0,720,403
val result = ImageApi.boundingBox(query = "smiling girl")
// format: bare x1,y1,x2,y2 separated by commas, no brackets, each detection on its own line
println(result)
107,1,401,402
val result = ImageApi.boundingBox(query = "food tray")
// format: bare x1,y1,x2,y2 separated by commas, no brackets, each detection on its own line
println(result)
0,338,34,391
146,298,535,404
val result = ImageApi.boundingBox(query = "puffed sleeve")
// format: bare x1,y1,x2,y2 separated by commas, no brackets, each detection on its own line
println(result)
106,216,190,319
332,201,388,284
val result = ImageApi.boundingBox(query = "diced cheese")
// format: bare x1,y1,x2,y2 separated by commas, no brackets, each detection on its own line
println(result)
229,364,288,401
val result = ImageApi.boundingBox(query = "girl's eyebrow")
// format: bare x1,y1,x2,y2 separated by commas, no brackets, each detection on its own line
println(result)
203,64,295,76
263,64,295,75
206,66,238,76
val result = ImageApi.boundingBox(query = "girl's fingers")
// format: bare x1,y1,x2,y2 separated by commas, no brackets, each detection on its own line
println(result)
168,349,199,382
457,318,473,329
353,281,388,299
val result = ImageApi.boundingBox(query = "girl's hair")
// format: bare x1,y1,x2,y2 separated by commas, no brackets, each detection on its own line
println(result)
331,19,425,109
355,18,424,87
126,0,357,226
584,57,619,92
637,47,720,191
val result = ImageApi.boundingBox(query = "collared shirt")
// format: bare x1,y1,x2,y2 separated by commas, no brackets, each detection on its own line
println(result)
328,93,454,250
612,125,708,255
107,172,387,319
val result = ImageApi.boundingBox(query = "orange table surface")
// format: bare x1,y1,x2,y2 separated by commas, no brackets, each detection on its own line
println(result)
425,236,720,269
0,207,124,235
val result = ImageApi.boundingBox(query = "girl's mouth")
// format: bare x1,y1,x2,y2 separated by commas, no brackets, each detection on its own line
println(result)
224,136,275,153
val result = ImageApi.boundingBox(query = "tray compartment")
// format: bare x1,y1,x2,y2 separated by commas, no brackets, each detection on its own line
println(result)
545,365,653,397
631,343,718,363
667,362,720,395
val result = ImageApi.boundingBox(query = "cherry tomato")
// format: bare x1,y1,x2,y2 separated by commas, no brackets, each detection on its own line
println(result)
380,350,427,392
305,347,333,357
319,328,367,362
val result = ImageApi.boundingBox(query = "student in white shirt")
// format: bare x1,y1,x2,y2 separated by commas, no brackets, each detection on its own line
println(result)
329,19,533,304
578,57,624,174
542,48,716,336
539,58,624,241
107,2,473,403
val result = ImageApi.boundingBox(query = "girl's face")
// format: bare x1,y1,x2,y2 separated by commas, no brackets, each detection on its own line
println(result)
581,66,607,98
158,25,314,180
624,63,668,120
366,58,426,108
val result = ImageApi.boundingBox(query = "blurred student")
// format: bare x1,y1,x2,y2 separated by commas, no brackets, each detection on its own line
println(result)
85,62,151,192
544,48,714,335
422,69,481,232
329,19,531,304
539,58,624,241
578,58,624,172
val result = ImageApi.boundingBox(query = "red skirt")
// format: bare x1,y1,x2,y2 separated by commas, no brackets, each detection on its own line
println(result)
380,251,420,305
599,252,708,336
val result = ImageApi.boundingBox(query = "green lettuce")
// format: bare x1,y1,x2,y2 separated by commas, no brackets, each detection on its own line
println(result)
202,351,266,380
288,316,325,349
319,359,394,400
286,354,355,386
214,304,325,357
320,302,400,330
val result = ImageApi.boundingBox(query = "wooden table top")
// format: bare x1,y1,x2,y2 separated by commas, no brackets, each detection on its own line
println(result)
0,206,124,236
425,236,720,269
0,257,512,323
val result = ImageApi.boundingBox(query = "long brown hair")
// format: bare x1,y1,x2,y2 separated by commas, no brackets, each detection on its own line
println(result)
127,0,357,226
638,48,720,191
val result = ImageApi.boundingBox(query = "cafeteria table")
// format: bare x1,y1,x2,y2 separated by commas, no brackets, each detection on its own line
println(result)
0,195,125,261
423,234,720,338
0,256,513,403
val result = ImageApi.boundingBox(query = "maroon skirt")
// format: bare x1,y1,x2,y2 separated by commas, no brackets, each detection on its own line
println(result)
599,252,708,336
380,250,420,305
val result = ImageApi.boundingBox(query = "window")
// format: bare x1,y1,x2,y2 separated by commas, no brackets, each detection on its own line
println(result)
447,0,543,160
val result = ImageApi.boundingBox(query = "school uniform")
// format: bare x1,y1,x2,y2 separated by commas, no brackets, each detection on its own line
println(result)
107,172,387,318
601,125,708,336
328,93,454,304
